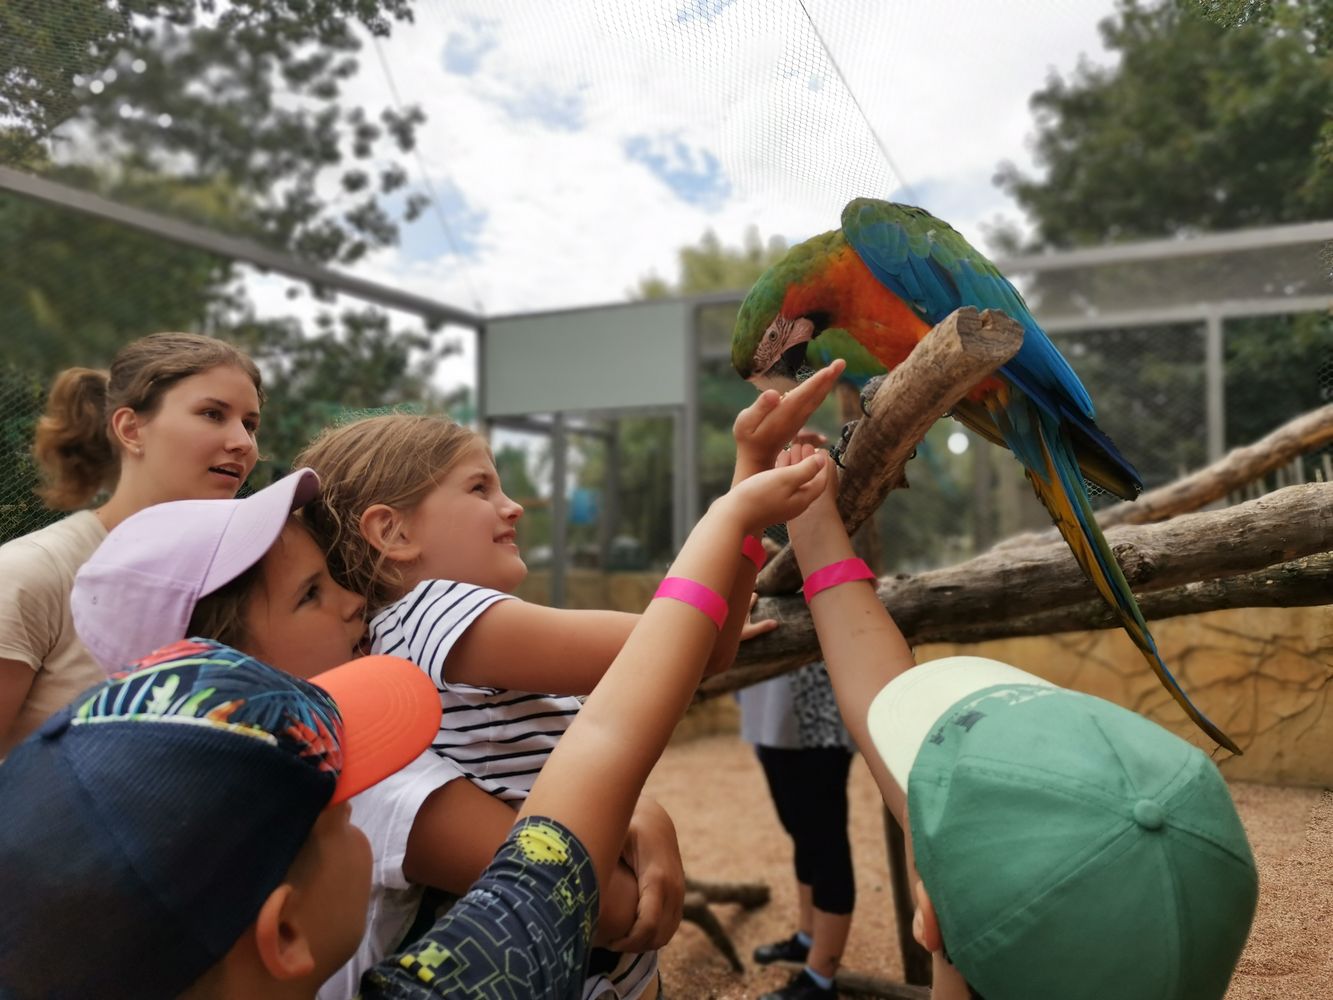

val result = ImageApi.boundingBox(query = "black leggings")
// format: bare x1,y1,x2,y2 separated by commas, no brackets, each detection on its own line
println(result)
756,745,855,915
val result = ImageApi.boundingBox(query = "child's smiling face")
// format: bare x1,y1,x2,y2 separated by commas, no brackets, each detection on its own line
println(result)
402,443,527,594
243,519,368,679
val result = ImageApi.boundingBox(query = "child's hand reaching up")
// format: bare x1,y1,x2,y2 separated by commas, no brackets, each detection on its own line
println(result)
778,441,847,565
732,359,846,485
722,449,833,535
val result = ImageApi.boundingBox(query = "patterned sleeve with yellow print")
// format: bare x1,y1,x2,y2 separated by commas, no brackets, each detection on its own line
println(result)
360,816,599,1000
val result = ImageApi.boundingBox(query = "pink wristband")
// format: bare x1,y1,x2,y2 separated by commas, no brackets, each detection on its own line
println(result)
654,577,728,630
741,535,767,570
802,558,876,603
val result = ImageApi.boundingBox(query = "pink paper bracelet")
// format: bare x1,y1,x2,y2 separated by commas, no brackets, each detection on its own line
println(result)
741,535,767,570
654,577,728,630
802,558,876,603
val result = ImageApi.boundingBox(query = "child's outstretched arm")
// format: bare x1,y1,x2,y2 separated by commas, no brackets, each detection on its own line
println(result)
443,362,847,692
518,450,832,897
779,442,916,818
704,359,849,674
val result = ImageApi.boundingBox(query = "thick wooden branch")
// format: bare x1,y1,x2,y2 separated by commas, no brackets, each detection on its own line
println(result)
678,876,770,971
1099,402,1333,527
697,484,1333,701
914,549,1333,645
757,306,1024,595
997,403,1333,552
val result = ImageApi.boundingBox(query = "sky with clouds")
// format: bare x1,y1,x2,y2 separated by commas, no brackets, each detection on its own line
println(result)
247,0,1125,391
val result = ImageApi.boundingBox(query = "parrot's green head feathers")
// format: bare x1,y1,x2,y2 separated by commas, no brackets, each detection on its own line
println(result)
731,229,842,388
732,268,789,377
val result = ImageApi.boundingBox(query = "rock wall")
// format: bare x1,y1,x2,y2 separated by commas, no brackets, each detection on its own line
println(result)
917,606,1333,787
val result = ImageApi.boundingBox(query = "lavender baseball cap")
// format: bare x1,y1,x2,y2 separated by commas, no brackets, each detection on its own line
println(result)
72,469,320,675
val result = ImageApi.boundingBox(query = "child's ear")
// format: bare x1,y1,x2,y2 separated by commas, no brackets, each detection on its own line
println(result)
252,883,317,981
911,879,943,953
360,504,419,563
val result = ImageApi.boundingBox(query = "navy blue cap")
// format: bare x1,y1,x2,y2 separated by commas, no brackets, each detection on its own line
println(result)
0,638,440,999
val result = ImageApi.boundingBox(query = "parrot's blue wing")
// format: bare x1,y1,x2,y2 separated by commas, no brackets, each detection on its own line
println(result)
841,199,1099,424
840,199,1237,753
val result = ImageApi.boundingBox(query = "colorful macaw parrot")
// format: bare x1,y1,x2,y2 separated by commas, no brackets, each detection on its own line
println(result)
732,198,1238,754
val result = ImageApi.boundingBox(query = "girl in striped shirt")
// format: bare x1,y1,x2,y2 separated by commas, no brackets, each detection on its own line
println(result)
296,361,845,999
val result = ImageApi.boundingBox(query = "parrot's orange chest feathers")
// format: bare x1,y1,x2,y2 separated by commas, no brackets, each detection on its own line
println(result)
781,245,931,369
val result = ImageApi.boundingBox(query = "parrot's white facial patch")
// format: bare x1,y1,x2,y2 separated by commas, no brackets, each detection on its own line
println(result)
749,315,815,387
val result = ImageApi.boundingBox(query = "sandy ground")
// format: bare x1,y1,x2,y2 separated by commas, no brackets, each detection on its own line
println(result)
644,734,1332,999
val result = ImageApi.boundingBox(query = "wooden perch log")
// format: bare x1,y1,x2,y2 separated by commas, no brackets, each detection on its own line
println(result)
698,483,1333,701
1098,401,1333,526
918,549,1333,645
757,306,1024,595
996,402,1333,551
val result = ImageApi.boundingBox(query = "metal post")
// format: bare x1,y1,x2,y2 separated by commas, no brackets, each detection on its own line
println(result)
600,419,621,568
1204,313,1226,463
672,406,688,553
679,308,703,552
551,413,568,609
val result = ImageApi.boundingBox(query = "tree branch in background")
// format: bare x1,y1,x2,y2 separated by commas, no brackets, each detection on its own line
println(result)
757,307,1024,595
995,402,1333,551
700,484,1333,700
1097,401,1333,526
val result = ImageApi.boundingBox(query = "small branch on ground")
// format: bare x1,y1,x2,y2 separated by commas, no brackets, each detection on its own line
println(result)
682,891,746,972
684,876,770,909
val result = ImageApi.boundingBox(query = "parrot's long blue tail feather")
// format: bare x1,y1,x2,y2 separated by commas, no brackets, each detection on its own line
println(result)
991,394,1240,754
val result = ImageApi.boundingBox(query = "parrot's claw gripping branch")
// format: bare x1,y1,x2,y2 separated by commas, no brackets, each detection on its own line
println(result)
756,307,1026,596
829,420,857,469
858,374,887,417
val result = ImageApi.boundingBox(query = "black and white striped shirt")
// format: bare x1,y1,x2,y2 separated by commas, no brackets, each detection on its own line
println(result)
369,579,583,804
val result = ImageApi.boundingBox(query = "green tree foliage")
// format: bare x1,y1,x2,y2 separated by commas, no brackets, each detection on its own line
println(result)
0,2,458,535
232,308,463,488
2,0,427,264
995,0,1333,247
0,168,236,373
635,227,790,299
0,368,61,542
992,0,1332,477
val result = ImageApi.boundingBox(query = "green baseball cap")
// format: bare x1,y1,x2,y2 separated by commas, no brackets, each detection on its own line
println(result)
867,656,1258,1000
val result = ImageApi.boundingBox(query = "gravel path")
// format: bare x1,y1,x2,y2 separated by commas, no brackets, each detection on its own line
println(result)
644,734,1330,999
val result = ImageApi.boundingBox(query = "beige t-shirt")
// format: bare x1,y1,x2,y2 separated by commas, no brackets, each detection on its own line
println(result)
0,511,107,757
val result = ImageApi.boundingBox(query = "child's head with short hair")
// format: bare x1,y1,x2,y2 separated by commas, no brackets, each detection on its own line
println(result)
865,656,1258,1000
296,414,526,611
73,469,366,680
0,639,440,998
